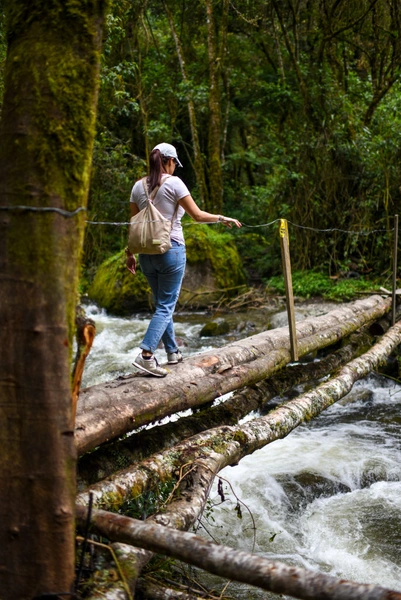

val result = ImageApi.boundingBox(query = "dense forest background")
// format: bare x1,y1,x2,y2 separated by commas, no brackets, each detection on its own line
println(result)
1,0,400,283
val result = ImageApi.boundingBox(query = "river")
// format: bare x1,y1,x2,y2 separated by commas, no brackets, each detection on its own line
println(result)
80,301,401,598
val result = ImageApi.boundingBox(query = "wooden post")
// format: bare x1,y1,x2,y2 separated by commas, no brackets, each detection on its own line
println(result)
392,214,399,326
279,219,298,361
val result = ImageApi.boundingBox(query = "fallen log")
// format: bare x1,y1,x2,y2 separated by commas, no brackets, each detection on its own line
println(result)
76,320,401,513
77,330,372,489
75,295,392,455
75,505,401,600
77,320,401,599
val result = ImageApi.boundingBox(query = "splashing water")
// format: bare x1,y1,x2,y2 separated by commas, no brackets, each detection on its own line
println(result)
205,376,401,597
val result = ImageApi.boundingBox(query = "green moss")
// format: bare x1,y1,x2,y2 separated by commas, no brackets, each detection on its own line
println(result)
233,430,248,445
200,320,230,337
96,490,126,512
117,480,176,520
96,477,177,517
88,249,151,314
209,433,231,454
185,224,246,290
4,4,106,208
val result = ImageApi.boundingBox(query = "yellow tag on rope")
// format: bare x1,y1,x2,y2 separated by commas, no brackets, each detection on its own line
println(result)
279,218,288,240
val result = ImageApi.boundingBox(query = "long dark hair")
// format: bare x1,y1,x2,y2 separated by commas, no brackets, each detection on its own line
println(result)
147,149,169,193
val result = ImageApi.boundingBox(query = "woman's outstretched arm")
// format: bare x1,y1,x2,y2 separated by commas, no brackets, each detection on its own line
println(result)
179,195,242,228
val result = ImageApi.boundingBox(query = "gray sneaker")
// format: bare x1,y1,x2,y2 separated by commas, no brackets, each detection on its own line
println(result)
167,350,183,364
133,353,168,377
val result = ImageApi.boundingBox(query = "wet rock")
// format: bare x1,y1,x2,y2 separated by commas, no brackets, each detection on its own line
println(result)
234,320,256,334
87,250,152,314
200,319,230,337
356,500,401,563
277,472,351,511
359,461,397,488
338,388,373,406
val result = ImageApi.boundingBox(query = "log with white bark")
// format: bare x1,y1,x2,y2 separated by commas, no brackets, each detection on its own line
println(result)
76,295,392,455
75,505,401,600
77,330,372,490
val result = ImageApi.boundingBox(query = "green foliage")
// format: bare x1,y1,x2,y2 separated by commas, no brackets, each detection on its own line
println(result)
267,270,377,301
324,279,379,302
267,271,332,298
82,0,401,280
234,231,281,282
84,134,145,268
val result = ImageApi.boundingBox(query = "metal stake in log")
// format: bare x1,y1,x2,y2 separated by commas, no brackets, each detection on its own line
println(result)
392,214,399,326
279,219,298,361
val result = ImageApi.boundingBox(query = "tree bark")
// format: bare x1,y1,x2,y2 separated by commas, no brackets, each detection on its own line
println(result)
75,295,392,455
0,1,107,597
76,505,401,600
271,0,311,117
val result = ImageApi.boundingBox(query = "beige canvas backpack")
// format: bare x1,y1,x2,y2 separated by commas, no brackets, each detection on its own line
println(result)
128,176,179,255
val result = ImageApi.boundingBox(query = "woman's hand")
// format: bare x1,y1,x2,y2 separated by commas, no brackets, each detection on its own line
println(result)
218,215,242,228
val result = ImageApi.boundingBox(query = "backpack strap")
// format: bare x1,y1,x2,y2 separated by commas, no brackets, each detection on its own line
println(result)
142,175,172,202
142,176,180,224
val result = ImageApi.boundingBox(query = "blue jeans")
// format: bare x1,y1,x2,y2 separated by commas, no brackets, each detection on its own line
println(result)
139,241,186,354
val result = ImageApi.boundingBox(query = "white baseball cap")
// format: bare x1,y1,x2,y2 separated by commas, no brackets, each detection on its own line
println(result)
152,142,183,167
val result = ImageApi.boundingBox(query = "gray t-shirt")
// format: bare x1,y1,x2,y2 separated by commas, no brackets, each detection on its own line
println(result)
130,174,189,245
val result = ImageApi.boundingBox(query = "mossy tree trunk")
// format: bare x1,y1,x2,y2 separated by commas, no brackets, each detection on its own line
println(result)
0,1,108,597
204,0,225,213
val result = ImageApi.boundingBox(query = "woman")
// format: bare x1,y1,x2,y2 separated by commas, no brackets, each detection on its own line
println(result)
130,142,242,377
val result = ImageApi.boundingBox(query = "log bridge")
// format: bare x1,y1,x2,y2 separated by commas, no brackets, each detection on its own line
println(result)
75,294,401,600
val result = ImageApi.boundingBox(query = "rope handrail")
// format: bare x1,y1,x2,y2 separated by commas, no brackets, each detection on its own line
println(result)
0,205,394,235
